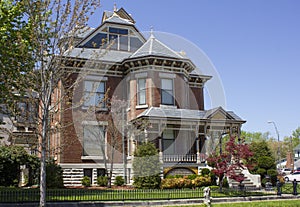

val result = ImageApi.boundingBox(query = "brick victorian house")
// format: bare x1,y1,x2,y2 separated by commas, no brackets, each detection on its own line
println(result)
55,7,246,186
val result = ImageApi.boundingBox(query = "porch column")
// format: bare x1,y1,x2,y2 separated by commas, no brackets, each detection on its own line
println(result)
195,125,201,164
158,135,163,163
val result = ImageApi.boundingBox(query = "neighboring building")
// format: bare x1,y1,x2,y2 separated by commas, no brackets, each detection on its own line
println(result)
0,94,38,154
54,7,246,186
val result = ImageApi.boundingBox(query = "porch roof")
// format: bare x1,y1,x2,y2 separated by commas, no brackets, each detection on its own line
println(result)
136,106,245,123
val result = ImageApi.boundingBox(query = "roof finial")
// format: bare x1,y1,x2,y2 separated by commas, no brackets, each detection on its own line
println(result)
113,3,117,12
150,26,155,39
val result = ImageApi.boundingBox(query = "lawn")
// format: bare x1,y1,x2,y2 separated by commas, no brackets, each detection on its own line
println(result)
165,199,300,207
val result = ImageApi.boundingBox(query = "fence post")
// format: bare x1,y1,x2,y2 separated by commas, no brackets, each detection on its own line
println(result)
293,179,298,196
276,179,282,196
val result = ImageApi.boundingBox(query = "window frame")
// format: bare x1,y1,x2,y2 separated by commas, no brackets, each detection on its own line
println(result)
137,78,146,106
162,128,175,155
82,124,107,160
83,80,106,109
161,78,175,105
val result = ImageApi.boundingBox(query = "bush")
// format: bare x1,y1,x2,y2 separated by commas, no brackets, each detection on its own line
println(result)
114,176,125,186
46,160,64,188
133,175,161,189
258,156,276,169
97,176,108,187
132,142,161,189
81,176,91,187
256,168,267,176
267,169,278,186
187,174,197,180
201,168,211,176
161,176,211,189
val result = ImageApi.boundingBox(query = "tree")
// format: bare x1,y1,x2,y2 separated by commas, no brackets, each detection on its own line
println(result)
241,131,269,143
207,136,253,191
0,0,100,206
0,145,39,186
0,0,34,104
132,141,161,189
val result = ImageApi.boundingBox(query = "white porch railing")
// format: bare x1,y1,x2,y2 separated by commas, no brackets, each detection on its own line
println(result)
163,154,197,163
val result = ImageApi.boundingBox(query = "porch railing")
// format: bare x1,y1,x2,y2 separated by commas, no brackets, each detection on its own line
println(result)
163,154,197,163
163,154,207,163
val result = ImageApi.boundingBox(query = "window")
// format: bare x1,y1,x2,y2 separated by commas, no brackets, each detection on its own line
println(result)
84,33,107,48
82,27,143,52
83,125,105,157
161,79,174,105
83,81,105,108
16,101,37,123
163,129,175,154
137,79,146,105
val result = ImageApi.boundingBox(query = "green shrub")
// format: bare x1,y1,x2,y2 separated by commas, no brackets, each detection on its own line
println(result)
161,176,211,189
201,168,211,176
187,174,197,180
97,176,108,187
132,142,161,189
81,176,91,187
133,175,161,189
192,176,211,188
114,176,125,186
256,168,267,176
46,160,64,188
267,169,278,186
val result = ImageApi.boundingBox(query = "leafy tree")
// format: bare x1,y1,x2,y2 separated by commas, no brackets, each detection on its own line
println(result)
241,131,269,143
0,145,39,186
0,0,100,206
132,141,161,189
207,136,253,191
0,0,34,104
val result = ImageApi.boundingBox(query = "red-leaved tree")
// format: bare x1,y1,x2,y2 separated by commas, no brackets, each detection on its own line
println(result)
207,136,254,191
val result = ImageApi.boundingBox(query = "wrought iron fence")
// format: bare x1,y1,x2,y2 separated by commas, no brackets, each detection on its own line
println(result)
1,184,298,203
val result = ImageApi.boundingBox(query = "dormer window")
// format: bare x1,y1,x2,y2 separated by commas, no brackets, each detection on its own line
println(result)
82,27,143,52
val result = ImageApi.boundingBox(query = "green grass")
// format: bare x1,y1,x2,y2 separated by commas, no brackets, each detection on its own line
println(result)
165,199,300,207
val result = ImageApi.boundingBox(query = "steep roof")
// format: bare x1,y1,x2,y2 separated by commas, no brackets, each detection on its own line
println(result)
102,7,135,25
130,33,184,59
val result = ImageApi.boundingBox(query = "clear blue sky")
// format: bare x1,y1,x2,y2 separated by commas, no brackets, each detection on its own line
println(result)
88,0,300,139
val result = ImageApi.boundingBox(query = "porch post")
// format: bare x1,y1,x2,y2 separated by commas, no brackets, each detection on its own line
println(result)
196,125,201,164
158,135,163,163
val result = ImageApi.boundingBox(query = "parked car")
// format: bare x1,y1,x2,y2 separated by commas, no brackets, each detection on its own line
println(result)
284,171,300,182
281,168,293,175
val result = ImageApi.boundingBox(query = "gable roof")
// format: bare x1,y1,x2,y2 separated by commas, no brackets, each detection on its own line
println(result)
130,33,184,59
102,7,135,24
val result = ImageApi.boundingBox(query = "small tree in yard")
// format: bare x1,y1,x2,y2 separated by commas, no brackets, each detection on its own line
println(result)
133,141,161,189
207,136,253,191
0,0,101,206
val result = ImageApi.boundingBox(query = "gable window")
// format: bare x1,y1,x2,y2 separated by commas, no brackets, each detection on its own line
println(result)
163,129,175,154
83,125,106,157
82,27,143,52
83,81,106,108
161,79,174,105
137,78,146,105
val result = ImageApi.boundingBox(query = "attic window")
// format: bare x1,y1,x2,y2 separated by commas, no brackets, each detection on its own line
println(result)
84,33,107,48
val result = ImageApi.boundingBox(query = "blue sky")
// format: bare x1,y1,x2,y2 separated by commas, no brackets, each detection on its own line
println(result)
88,0,300,139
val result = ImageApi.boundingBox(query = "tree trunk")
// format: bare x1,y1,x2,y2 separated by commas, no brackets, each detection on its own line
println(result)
39,100,49,207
